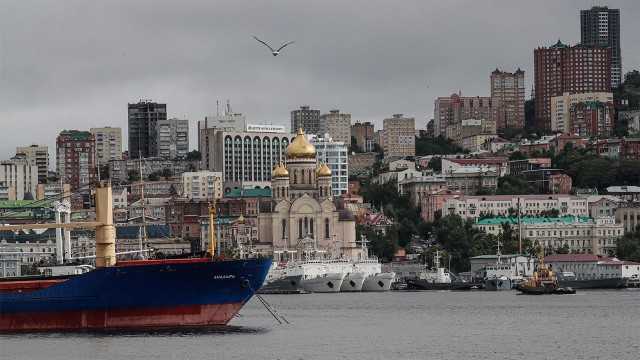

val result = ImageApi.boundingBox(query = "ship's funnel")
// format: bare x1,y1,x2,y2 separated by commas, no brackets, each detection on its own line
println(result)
95,183,116,267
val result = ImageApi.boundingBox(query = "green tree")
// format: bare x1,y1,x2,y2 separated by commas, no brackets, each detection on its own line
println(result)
616,226,640,262
415,135,466,156
186,150,202,161
508,151,527,161
148,171,161,181
161,168,173,178
427,157,442,172
496,176,536,195
127,170,140,183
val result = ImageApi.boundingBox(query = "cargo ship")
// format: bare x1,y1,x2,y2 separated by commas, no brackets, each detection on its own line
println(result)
0,184,271,332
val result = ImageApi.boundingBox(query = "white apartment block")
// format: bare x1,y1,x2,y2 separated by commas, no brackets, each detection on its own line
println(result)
475,216,623,256
444,194,589,220
156,118,189,159
16,144,49,184
309,134,349,196
90,127,123,164
0,157,38,200
550,92,613,133
182,171,223,200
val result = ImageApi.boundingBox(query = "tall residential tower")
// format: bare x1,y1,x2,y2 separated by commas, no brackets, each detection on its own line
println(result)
581,6,621,88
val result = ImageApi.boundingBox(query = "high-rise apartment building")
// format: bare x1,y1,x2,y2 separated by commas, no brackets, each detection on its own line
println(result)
581,6,621,88
0,156,38,200
309,134,349,196
319,110,351,145
351,122,375,152
490,68,525,130
15,145,49,184
382,114,415,158
90,127,122,165
56,130,96,191
550,92,613,134
156,118,189,159
128,100,167,159
291,106,321,135
198,127,292,191
534,40,611,130
434,94,492,141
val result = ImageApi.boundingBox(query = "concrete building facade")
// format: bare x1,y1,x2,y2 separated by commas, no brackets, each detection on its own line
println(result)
156,118,189,159
291,106,321,135
490,68,525,130
128,100,167,159
534,41,611,130
15,145,49,184
434,94,492,141
198,127,292,191
319,110,351,145
444,194,589,221
0,157,38,200
351,122,375,152
181,171,223,201
309,134,349,196
550,92,613,134
580,6,622,88
90,127,122,165
382,114,415,158
56,130,96,191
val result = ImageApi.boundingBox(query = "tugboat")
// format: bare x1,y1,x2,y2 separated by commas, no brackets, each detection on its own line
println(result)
516,248,575,295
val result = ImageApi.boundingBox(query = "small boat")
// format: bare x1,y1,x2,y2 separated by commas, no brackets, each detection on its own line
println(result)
405,251,476,291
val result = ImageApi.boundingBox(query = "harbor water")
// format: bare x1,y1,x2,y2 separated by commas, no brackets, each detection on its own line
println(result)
2,290,639,360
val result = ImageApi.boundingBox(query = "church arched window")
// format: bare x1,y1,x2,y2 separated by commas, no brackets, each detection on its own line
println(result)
298,218,303,239
293,170,297,184
310,218,314,235
281,219,286,240
325,218,330,239
304,217,309,235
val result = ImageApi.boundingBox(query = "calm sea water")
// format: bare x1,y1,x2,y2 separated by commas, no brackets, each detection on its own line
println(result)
2,290,639,360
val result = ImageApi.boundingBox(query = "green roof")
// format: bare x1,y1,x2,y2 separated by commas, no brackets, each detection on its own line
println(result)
59,130,92,140
476,216,592,226
224,188,272,198
0,200,53,209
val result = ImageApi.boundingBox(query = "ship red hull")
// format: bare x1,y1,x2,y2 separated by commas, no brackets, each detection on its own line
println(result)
0,303,244,332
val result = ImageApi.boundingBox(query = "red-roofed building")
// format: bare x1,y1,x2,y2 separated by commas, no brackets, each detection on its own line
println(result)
545,254,640,281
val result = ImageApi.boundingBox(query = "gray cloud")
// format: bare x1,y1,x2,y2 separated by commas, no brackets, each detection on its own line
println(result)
1,0,638,164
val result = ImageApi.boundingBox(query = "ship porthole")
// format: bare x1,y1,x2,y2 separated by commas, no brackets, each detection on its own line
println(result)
378,281,384,287
290,280,297,286
349,280,356,287
240,279,250,289
327,281,334,288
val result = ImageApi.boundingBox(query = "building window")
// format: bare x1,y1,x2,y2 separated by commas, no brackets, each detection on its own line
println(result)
281,219,286,240
298,218,303,239
325,218,330,239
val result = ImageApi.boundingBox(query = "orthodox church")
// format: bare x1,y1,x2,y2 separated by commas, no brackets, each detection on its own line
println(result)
257,129,361,258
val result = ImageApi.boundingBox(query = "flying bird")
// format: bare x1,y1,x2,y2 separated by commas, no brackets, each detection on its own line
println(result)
252,36,295,56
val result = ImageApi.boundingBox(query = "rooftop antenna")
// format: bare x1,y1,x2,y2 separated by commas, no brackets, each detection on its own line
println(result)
216,100,220,116
227,99,232,115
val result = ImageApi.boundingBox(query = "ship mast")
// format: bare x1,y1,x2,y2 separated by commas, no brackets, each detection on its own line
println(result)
208,201,217,258
138,156,147,259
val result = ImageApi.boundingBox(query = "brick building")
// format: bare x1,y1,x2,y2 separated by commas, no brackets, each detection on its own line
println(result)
534,40,611,130
55,130,96,192
490,68,525,130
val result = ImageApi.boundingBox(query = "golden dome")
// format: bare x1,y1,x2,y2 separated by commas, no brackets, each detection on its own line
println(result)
286,128,316,159
272,162,289,178
317,163,332,177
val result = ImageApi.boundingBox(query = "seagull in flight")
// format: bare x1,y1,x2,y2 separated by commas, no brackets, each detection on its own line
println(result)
252,36,295,56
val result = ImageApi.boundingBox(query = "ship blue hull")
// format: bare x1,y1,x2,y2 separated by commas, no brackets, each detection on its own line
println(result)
0,258,271,332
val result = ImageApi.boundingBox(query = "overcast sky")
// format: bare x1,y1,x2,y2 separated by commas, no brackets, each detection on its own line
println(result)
1,0,638,163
